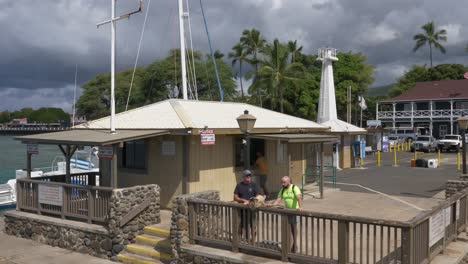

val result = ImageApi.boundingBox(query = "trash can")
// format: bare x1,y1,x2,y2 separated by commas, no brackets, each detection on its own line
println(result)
410,159,416,167
415,159,427,168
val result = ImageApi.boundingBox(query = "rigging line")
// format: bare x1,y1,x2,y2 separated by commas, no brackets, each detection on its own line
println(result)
126,0,152,111
199,0,223,101
186,0,198,100
184,44,195,100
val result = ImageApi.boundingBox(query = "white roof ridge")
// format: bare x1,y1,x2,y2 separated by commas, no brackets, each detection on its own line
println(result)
169,100,195,128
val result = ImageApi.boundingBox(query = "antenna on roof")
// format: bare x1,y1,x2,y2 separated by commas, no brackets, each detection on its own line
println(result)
97,0,143,134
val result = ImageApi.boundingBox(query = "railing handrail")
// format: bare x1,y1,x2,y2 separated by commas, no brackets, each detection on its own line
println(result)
17,178,112,191
407,185,468,227
186,197,412,228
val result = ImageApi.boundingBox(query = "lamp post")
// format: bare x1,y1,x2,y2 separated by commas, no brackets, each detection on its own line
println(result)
237,110,256,170
457,116,468,174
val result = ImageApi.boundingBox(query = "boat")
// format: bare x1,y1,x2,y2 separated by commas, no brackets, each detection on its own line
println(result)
0,147,99,210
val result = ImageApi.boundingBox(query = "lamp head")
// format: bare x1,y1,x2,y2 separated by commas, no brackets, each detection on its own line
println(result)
236,110,256,134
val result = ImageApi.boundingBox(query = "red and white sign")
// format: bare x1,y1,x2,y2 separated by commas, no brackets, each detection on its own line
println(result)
200,130,215,145
27,144,38,155
98,146,114,159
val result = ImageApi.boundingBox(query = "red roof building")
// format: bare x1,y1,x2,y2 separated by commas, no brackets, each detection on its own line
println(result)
377,79,468,138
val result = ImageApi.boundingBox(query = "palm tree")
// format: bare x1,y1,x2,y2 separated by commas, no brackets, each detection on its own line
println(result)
250,39,305,113
413,21,447,68
213,50,224,59
287,40,303,63
228,43,249,99
240,29,267,106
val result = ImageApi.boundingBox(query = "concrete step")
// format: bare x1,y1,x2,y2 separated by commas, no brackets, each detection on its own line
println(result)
143,226,170,238
136,234,171,253
117,252,163,264
125,244,172,262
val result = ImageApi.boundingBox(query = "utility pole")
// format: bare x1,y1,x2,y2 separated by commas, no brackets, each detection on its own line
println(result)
347,86,351,124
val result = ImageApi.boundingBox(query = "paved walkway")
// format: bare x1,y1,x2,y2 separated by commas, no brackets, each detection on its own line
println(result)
0,216,114,264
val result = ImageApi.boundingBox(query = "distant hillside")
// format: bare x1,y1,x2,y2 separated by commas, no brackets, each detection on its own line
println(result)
367,84,394,97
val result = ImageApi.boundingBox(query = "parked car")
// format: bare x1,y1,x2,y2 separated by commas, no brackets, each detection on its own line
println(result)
437,135,462,152
389,127,425,142
388,135,404,147
411,136,438,152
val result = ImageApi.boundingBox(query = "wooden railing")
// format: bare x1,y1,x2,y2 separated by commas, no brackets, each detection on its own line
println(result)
33,171,99,186
187,187,468,264
16,178,112,224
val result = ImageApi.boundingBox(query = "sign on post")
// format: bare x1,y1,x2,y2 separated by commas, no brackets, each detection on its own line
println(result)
38,185,63,206
27,144,38,155
98,146,114,159
200,130,215,145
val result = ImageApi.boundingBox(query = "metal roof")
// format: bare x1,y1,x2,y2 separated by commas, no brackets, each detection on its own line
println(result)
15,129,169,146
250,134,338,143
380,79,468,102
320,119,366,134
75,99,328,131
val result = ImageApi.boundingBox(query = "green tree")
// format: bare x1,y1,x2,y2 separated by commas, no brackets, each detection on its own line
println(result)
389,64,467,97
287,40,303,63
228,42,249,99
250,39,305,113
240,29,267,106
413,21,447,68
29,108,69,124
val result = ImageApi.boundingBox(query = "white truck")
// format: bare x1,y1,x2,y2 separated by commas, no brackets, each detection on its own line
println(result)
437,134,462,152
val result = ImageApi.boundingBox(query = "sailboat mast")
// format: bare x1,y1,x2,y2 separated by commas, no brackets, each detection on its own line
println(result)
178,0,188,100
110,0,116,133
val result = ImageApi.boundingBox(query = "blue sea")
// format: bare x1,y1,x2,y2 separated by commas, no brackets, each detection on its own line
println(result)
0,136,62,184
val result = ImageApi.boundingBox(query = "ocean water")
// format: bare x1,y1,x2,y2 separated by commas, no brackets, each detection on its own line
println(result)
0,136,62,184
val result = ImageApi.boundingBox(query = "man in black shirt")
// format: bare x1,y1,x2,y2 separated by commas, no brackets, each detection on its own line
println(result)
234,170,260,204
234,170,260,241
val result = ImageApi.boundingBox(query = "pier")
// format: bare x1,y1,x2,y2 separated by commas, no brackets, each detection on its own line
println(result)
0,127,68,136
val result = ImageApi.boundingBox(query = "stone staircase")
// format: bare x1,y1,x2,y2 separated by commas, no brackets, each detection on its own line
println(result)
117,213,173,264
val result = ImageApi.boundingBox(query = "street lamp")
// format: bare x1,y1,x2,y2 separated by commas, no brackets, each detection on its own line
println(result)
237,110,256,169
457,115,468,174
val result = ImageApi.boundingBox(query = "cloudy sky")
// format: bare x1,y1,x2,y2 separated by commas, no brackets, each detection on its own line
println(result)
0,0,467,112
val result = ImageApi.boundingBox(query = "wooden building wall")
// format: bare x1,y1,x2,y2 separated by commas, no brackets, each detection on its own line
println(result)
187,135,238,202
117,135,184,208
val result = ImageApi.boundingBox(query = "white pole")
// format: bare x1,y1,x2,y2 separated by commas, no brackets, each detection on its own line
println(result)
178,0,188,100
110,0,116,133
72,64,77,127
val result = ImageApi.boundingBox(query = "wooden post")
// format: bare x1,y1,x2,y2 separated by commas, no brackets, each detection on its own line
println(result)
320,142,324,199
27,153,32,178
62,186,67,219
338,220,349,264
232,207,240,253
111,145,118,188
281,214,290,262
188,202,196,244
16,181,21,211
401,227,414,264
88,189,95,223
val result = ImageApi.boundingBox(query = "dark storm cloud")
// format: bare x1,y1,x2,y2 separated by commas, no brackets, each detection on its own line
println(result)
1,0,467,111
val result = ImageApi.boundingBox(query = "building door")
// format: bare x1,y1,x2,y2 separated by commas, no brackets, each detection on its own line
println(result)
439,124,447,138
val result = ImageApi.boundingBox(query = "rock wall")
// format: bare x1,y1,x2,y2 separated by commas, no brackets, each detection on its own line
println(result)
182,254,237,264
108,184,161,257
4,215,113,258
4,184,161,260
170,190,219,263
446,180,468,198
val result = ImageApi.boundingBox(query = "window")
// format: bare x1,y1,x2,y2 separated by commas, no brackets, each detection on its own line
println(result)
121,140,147,170
439,125,448,138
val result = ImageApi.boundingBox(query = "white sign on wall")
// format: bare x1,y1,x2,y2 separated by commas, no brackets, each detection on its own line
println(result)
200,130,215,145
161,141,176,156
98,146,114,159
429,210,445,247
27,144,38,155
38,185,63,206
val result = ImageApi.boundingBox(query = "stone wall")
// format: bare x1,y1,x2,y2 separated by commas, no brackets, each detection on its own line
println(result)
182,254,237,264
108,184,161,258
446,180,468,198
4,184,161,260
4,211,113,258
170,190,219,263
